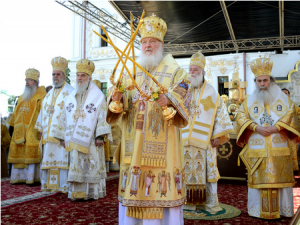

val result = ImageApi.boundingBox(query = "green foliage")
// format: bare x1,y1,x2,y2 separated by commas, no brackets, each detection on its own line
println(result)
8,95,16,105
65,60,71,84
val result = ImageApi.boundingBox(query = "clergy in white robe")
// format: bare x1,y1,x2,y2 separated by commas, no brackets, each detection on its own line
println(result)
236,57,300,219
182,52,234,214
35,57,74,192
54,59,112,200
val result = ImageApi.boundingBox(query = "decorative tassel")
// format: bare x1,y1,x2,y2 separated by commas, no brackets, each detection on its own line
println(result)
142,158,145,165
238,156,240,166
152,209,156,219
159,208,163,219
151,158,154,167
129,208,132,217
126,208,130,217
195,187,199,204
154,159,157,167
143,208,147,219
113,156,116,164
147,209,151,219
160,159,163,167
203,187,206,204
132,208,136,218
199,188,203,204
163,160,166,167
156,209,159,219
139,208,143,219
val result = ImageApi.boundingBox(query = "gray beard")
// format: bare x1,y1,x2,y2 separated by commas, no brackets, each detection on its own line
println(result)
253,82,277,105
139,45,164,69
23,85,37,101
52,78,65,88
76,79,90,95
190,73,204,88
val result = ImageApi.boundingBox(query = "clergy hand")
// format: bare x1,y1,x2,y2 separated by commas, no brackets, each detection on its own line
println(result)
256,126,271,137
95,139,104,147
60,140,65,148
157,94,169,107
266,126,279,134
112,91,123,102
211,137,220,148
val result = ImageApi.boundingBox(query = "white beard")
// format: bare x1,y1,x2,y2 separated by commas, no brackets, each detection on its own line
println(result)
52,78,65,88
139,43,164,69
76,79,90,95
22,85,37,101
253,82,277,105
190,73,204,88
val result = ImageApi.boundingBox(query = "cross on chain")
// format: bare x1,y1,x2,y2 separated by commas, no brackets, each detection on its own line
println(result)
219,145,228,155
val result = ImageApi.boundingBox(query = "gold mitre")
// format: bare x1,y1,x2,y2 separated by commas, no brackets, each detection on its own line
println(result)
189,51,206,70
93,80,101,89
140,14,167,43
51,56,68,73
76,59,95,76
250,57,273,78
25,68,40,82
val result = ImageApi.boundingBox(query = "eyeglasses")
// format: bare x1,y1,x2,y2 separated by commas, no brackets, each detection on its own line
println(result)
52,73,61,76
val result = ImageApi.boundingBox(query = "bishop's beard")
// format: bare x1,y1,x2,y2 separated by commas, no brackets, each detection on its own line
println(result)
76,79,90,95
253,81,277,105
190,73,204,88
23,85,37,101
139,43,164,69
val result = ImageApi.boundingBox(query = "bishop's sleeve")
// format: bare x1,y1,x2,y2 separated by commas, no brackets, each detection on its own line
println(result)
236,100,256,147
211,96,235,145
34,111,43,133
275,99,300,144
53,106,66,140
165,68,190,128
96,100,112,143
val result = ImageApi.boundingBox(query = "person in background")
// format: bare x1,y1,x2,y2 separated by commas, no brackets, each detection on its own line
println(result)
46,85,53,93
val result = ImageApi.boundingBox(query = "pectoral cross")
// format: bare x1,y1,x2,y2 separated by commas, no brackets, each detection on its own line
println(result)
72,109,86,122
219,145,228,155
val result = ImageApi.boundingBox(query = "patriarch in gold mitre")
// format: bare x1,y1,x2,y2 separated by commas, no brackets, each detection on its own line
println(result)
236,57,300,219
107,13,194,225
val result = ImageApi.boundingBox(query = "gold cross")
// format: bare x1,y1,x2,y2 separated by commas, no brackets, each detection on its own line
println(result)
48,152,54,158
62,91,69,98
51,176,56,183
219,145,228,155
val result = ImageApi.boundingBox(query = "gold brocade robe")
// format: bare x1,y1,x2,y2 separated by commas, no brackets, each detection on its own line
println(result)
1,124,11,177
236,96,300,189
107,54,189,217
7,86,46,167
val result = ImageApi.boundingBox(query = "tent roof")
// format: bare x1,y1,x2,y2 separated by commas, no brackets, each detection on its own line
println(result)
111,1,300,56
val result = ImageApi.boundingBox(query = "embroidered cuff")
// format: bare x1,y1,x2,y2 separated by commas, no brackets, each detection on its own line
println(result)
275,124,281,131
247,122,257,131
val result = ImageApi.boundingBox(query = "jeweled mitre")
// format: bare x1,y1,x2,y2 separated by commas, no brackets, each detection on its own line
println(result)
250,58,273,78
189,51,206,70
139,14,167,43
76,59,95,76
51,56,68,73
25,68,40,82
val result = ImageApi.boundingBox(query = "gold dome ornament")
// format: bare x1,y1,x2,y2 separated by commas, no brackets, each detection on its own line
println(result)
189,51,206,70
250,57,273,78
76,59,95,76
25,68,40,82
139,13,167,43
51,56,68,73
